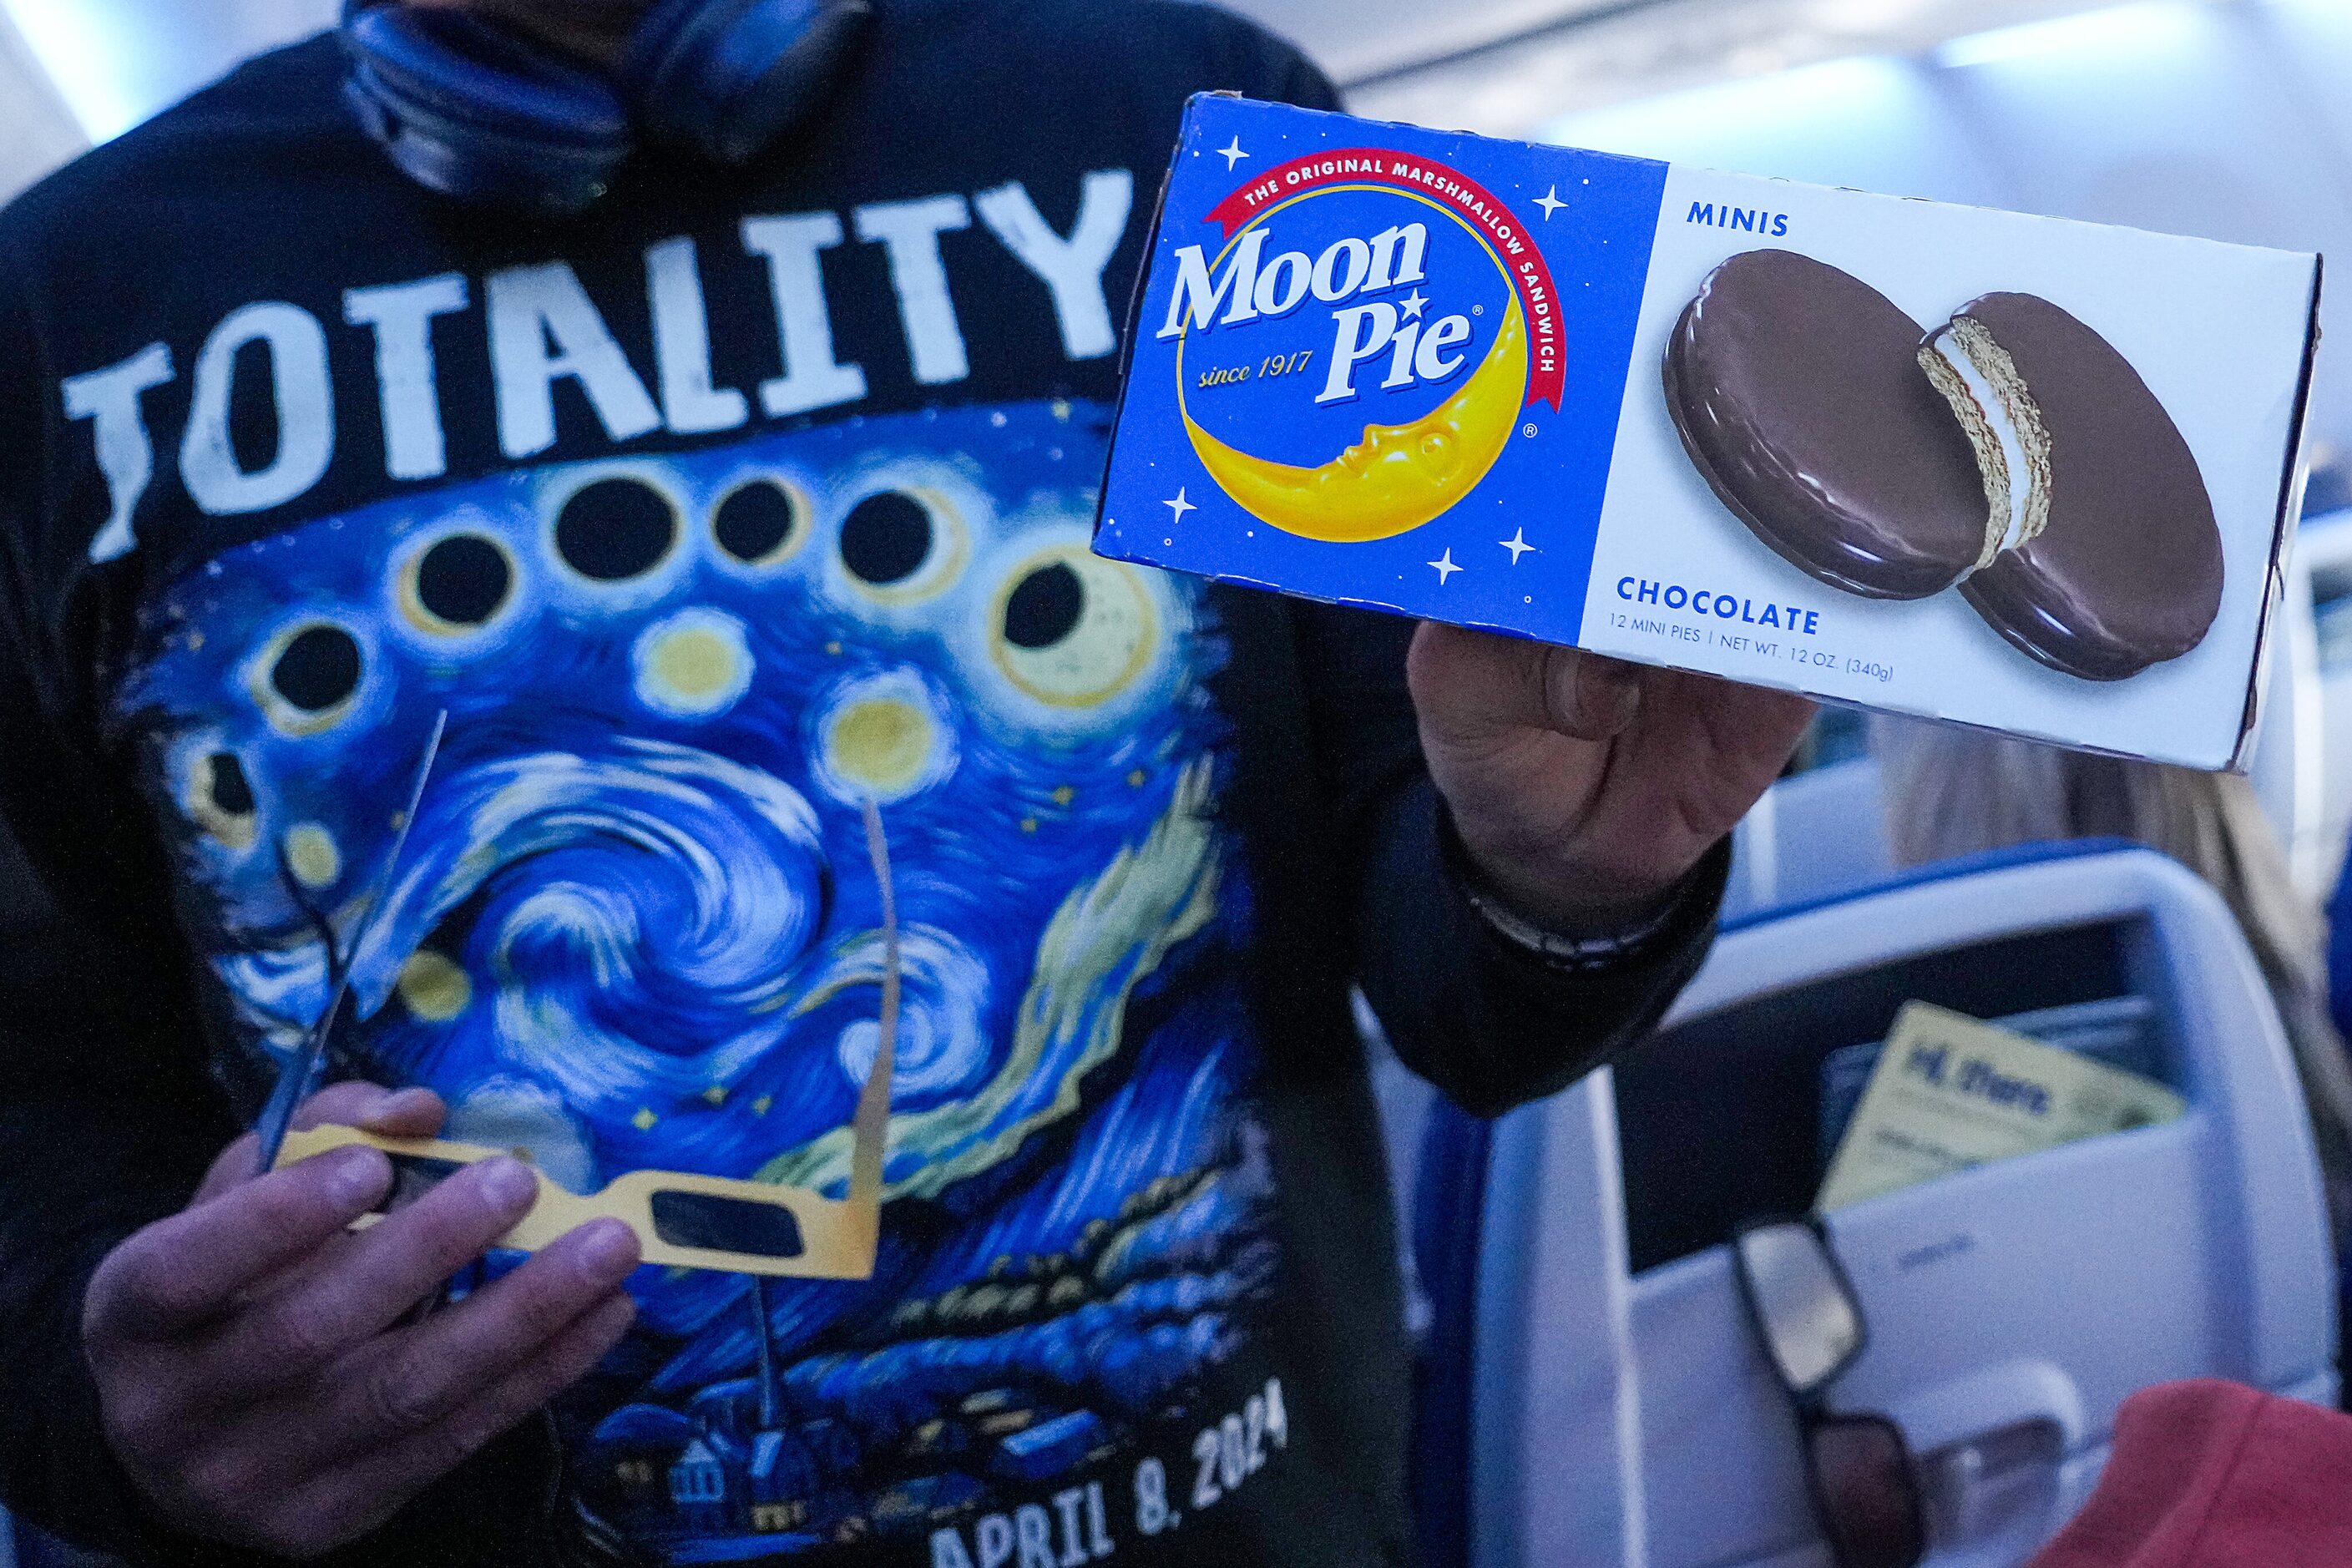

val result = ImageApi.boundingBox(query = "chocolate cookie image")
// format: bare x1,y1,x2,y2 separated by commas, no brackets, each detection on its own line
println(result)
1920,293,2223,681
1663,250,1990,599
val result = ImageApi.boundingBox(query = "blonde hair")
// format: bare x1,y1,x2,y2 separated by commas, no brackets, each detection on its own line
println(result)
1875,720,2352,1242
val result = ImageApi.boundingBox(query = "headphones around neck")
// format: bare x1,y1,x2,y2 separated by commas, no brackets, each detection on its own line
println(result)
341,0,873,215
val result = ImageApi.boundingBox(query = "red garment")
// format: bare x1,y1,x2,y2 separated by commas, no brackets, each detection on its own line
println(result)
2026,1379,2352,1567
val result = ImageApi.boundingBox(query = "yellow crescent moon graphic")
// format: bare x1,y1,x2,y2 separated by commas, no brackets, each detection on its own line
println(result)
1181,292,1529,544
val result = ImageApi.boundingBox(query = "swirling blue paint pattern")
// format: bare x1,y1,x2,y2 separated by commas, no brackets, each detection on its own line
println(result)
114,402,1278,1554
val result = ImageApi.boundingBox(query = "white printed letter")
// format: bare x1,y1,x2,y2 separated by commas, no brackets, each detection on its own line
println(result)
1014,1505,1057,1568
1416,314,1473,383
1366,224,1429,293
62,342,174,564
484,262,661,459
645,236,749,435
975,1515,1015,1568
1157,228,1270,340
975,170,1133,361
855,195,974,386
1318,303,1399,406
180,304,336,517
742,213,869,418
1050,1490,1090,1568
345,273,468,482
1311,236,1372,303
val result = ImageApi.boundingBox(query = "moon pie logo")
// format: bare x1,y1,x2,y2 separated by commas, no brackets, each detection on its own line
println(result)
1156,149,1566,543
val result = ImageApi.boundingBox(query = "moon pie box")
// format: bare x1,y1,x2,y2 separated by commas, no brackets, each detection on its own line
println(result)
1092,93,2324,771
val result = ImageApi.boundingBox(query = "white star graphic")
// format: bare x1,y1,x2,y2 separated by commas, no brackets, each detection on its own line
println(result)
1429,549,1462,584
1401,290,1429,321
1166,488,1196,524
1500,529,1536,564
1219,137,1250,171
1534,185,1568,220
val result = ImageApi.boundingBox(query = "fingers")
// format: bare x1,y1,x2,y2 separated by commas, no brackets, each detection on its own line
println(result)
312,1220,640,1464
200,1157,542,1399
89,1148,394,1345
227,1089,455,1303
1408,623,1643,748
194,1085,447,1206
272,1292,637,1558
1536,646,1644,743
195,1134,264,1206
88,1084,624,1562
306,1084,446,1140
1697,673,1818,770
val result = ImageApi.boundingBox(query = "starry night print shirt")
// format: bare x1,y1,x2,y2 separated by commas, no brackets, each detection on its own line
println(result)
0,7,1725,1565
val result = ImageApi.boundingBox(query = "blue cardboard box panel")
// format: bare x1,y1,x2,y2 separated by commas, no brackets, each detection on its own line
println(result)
1095,94,2321,771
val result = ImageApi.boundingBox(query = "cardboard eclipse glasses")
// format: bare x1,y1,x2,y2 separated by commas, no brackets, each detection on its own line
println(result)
276,1111,890,1279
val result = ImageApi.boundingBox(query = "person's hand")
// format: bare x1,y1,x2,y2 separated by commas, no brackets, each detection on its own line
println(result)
83,1082,640,1558
1409,624,1816,931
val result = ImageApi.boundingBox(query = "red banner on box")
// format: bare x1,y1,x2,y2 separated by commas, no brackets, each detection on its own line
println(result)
1205,148,1567,410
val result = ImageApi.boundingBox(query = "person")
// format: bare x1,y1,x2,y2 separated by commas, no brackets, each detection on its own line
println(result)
2021,1378,2352,1567
0,3,1813,1565
1875,722,2352,1243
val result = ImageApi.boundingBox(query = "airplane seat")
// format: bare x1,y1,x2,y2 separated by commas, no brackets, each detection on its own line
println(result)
2246,509,2325,896
1414,842,2336,1568
2330,860,2352,1081
2298,511,2352,899
1726,757,1895,923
